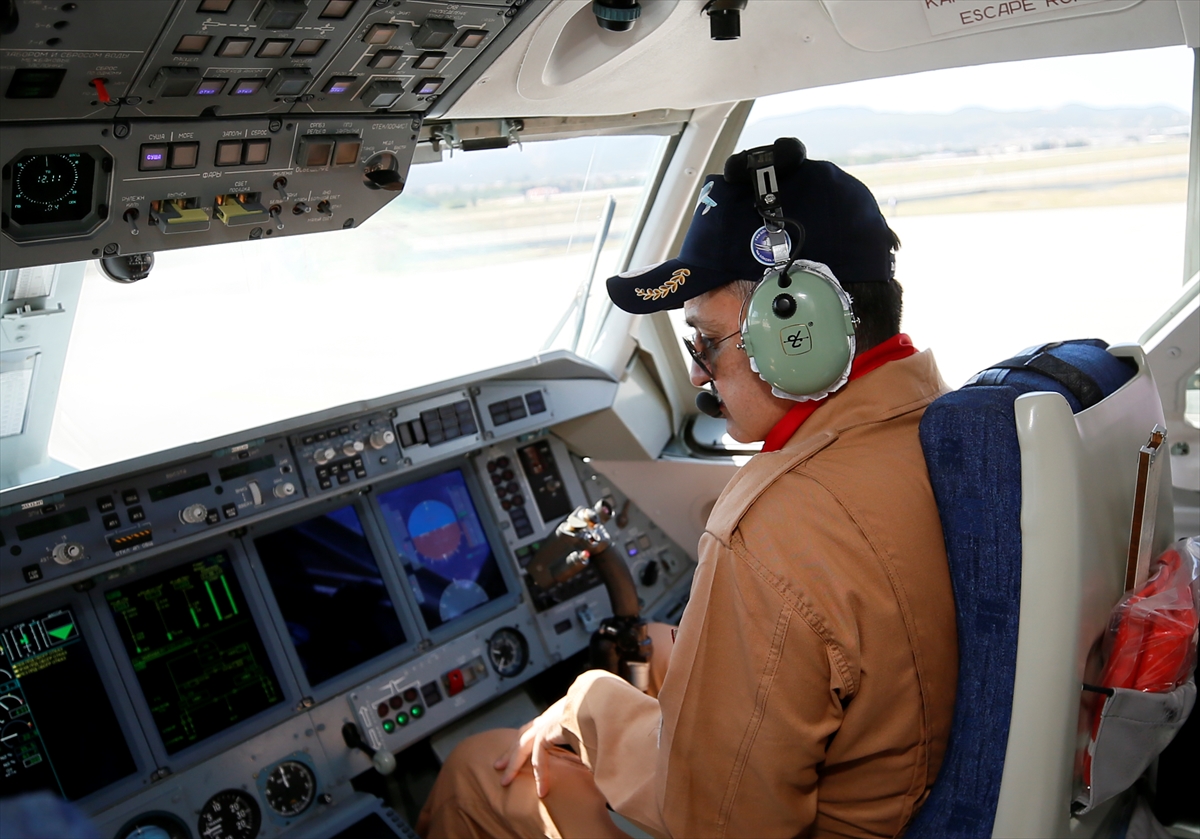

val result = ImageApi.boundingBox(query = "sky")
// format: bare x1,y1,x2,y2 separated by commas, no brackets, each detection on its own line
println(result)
750,46,1196,118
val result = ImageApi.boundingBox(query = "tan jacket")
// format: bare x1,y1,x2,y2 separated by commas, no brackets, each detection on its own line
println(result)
559,351,959,839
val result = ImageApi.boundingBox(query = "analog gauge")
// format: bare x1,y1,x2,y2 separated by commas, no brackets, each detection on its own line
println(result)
115,812,190,839
197,789,261,839
263,759,316,817
10,152,96,225
487,627,529,678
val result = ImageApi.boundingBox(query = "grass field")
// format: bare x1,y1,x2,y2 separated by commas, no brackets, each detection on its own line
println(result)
847,139,1189,215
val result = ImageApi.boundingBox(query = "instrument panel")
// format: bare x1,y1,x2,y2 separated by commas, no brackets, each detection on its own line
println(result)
0,355,697,837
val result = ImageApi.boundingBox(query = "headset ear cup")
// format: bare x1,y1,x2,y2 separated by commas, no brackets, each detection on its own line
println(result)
740,262,854,399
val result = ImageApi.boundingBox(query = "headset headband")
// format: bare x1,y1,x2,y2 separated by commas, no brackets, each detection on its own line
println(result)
725,139,807,272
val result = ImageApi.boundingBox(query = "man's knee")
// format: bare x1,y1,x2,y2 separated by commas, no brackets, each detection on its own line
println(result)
439,728,521,792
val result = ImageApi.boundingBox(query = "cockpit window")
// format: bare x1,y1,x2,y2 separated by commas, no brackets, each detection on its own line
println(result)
671,46,1193,399
50,134,669,474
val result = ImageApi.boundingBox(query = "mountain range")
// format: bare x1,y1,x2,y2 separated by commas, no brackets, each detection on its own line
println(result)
405,105,1190,195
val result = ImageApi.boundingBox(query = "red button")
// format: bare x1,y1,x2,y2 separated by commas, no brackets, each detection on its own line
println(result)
446,669,465,696
389,696,404,709
376,702,389,718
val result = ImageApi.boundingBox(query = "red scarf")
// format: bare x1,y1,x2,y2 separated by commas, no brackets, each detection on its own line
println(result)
761,334,918,453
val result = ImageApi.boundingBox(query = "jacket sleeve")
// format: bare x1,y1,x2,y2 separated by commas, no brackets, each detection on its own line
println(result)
559,521,850,838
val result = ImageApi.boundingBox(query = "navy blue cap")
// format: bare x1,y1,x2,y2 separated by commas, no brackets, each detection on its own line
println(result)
606,149,896,314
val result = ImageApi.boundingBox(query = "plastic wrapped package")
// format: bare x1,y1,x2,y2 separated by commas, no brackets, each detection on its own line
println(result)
1074,537,1200,816
1100,538,1200,694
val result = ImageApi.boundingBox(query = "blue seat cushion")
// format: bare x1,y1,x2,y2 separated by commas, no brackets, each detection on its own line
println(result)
907,340,1135,838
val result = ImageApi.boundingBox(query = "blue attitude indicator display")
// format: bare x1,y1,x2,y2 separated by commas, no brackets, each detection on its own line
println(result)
0,607,137,800
106,552,283,754
377,469,508,631
254,504,408,688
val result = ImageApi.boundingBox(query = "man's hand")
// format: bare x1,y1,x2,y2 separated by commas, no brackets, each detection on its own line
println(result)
494,696,571,798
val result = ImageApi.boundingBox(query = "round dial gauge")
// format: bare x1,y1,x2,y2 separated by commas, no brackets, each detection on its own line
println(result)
197,789,261,839
116,812,190,839
488,627,529,678
10,152,95,225
263,759,316,817
15,154,79,206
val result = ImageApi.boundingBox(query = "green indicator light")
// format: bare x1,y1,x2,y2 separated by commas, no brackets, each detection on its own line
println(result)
220,574,239,615
204,579,223,620
396,712,408,726
382,720,395,733
410,705,423,718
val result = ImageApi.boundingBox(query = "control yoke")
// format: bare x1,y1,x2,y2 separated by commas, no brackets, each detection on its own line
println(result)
526,500,654,691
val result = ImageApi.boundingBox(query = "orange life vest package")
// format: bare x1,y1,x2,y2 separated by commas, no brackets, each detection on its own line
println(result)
1076,537,1200,814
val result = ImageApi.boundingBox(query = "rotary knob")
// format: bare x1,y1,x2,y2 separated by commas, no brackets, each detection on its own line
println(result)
343,440,365,457
368,430,395,450
273,482,296,499
180,503,207,525
314,446,336,465
51,542,85,565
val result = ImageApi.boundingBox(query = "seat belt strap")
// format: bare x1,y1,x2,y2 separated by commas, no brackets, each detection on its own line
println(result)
965,343,1104,410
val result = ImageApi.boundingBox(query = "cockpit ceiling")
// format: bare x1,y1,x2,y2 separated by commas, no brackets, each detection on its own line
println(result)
441,0,1200,120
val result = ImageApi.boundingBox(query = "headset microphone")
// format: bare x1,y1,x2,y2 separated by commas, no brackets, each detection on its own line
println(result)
695,387,723,418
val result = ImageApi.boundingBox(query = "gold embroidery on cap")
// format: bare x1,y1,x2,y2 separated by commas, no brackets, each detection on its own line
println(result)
634,268,690,301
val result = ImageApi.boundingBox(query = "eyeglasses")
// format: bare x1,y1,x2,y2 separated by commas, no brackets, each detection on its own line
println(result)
682,330,740,380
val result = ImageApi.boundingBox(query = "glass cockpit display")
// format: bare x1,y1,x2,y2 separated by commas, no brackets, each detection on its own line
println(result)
9,152,96,225
0,606,137,800
377,468,508,631
105,552,283,754
253,504,408,688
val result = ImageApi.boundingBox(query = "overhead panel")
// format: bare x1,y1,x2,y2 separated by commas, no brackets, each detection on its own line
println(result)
0,1,177,123
0,0,549,271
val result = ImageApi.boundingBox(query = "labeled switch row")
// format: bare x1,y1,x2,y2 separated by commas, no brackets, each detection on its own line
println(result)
364,19,489,50
216,139,271,167
139,142,200,171
174,34,328,58
297,135,361,168
197,0,357,26
152,67,313,97
364,50,446,71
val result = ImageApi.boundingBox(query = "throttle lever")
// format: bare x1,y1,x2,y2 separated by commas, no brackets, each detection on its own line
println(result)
342,722,397,776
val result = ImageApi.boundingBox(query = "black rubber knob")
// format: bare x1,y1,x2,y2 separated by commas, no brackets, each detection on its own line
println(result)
772,293,796,319
639,559,659,587
365,168,405,192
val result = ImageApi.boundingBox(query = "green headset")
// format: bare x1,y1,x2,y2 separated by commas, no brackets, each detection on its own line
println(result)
725,140,857,401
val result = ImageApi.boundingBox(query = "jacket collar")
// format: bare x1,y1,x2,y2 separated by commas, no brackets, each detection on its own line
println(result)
705,350,946,541
761,334,918,453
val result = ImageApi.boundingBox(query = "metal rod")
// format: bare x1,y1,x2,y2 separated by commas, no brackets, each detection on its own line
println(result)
572,195,617,354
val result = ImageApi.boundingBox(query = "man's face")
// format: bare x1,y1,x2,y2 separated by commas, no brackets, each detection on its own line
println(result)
684,288,792,443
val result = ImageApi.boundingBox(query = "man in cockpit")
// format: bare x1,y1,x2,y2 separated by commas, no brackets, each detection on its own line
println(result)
418,141,958,839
